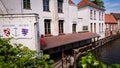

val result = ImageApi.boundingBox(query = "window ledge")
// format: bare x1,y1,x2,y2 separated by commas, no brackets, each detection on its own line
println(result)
43,10,51,12
59,33,65,35
23,8,32,10
45,34,53,37
58,12,64,14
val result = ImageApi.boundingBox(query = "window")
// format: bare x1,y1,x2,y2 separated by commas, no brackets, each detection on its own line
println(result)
72,24,76,32
83,26,88,31
44,20,51,34
90,10,93,20
94,23,96,33
99,23,101,32
94,11,96,20
23,0,31,9
99,12,101,21
102,12,103,20
43,0,49,11
90,23,93,32
59,20,64,33
102,23,103,32
58,0,63,13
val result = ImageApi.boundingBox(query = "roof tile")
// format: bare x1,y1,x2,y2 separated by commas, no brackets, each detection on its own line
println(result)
42,32,99,50
77,0,104,10
105,14,117,24
68,0,75,5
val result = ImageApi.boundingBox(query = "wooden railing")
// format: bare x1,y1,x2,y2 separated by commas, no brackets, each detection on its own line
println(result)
73,34,120,68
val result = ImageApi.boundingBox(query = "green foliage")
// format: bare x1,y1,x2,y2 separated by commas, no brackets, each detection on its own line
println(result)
0,38,54,68
78,52,107,68
108,64,120,68
78,52,120,68
90,0,105,8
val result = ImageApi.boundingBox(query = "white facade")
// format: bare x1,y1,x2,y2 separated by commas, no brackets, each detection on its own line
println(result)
0,14,40,52
0,0,8,14
0,0,82,50
78,6,105,39
0,0,80,36
0,0,107,51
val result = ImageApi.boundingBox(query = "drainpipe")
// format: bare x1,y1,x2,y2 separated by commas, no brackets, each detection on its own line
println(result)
35,14,41,55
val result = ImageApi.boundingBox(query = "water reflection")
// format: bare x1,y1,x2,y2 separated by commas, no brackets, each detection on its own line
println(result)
93,38,120,65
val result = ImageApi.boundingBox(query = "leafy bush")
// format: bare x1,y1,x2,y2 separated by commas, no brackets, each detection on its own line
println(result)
78,52,107,68
78,52,120,68
0,38,54,68
108,64,120,68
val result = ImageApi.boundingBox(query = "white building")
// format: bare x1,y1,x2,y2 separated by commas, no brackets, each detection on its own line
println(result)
0,0,80,36
0,0,83,51
0,14,40,52
77,0,105,39
0,0,108,53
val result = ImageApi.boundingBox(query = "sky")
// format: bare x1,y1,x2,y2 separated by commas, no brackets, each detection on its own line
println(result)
72,0,120,13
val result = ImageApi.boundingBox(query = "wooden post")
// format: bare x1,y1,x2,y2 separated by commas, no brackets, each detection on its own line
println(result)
97,36,99,41
93,37,96,46
62,46,64,68
73,50,76,68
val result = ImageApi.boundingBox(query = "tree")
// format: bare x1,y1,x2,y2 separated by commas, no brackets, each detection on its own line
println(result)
0,38,54,68
90,0,105,8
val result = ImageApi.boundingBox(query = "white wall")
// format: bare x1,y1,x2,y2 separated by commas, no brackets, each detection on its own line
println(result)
69,4,81,33
0,14,40,52
0,0,7,14
78,6,105,38
0,0,81,36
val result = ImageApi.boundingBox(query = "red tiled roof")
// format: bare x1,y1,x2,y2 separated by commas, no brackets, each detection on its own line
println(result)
68,0,75,5
77,0,104,10
105,14,117,24
43,32,100,50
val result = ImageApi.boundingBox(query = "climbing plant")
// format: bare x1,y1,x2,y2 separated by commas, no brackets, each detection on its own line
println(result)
0,38,54,68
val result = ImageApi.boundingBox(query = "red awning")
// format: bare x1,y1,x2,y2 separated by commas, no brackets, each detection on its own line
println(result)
43,32,100,50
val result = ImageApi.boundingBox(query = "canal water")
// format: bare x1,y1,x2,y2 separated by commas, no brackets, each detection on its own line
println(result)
93,38,120,65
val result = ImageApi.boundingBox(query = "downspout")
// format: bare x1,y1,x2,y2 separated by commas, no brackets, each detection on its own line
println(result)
21,0,23,14
35,14,41,55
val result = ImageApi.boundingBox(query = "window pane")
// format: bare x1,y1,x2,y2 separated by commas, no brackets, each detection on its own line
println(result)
58,0,63,13
59,20,64,33
90,10,92,20
48,28,51,34
90,23,92,32
23,0,31,9
73,24,76,32
43,0,49,11
44,20,51,34
83,26,88,30
23,0,26,8
94,23,96,32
